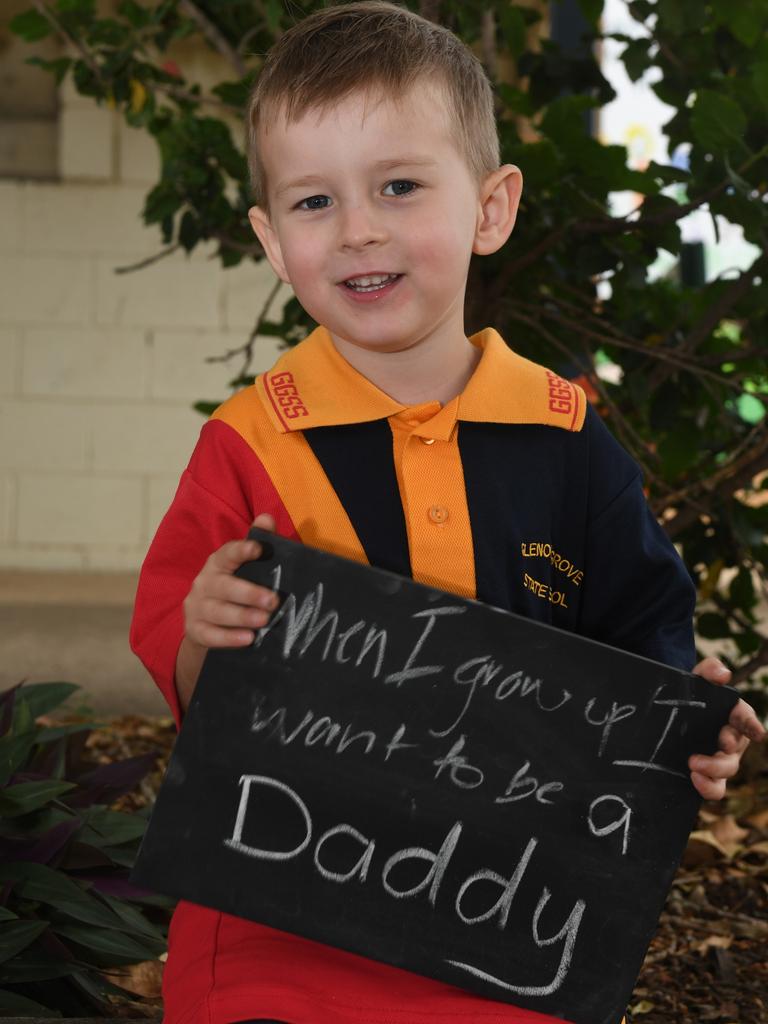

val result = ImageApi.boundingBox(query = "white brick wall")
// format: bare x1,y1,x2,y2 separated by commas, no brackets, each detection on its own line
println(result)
0,38,288,572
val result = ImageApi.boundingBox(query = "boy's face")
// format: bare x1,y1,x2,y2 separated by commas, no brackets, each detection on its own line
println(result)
250,80,521,357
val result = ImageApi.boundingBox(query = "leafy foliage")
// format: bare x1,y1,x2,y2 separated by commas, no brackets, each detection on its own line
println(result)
10,0,768,707
0,682,168,1017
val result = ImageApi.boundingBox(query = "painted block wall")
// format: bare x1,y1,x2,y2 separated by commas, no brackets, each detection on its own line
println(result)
0,78,283,572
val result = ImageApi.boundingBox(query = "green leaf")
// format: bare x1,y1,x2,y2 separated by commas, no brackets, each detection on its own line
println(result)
576,0,602,25
697,612,731,639
540,94,599,152
25,56,73,85
0,732,36,788
0,920,48,965
0,952,77,983
52,922,162,961
753,62,768,107
0,862,91,908
498,7,527,59
35,722,99,744
117,0,152,28
57,0,96,17
9,9,52,41
265,0,282,35
0,780,77,817
690,90,748,156
98,892,166,941
712,0,768,46
736,392,766,423
0,908,18,922
79,807,147,847
0,988,57,1015
729,566,756,610
16,682,79,720
179,209,200,252
193,401,220,417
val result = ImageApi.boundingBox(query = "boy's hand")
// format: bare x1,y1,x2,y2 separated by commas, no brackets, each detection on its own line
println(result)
176,513,278,711
184,512,279,650
688,656,766,800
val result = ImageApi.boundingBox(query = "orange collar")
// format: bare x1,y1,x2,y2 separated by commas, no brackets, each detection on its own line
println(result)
258,326,585,435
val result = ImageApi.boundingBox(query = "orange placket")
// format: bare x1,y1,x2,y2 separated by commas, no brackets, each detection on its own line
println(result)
389,400,476,600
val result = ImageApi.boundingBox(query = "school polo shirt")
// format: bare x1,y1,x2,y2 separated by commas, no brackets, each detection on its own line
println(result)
130,325,695,1024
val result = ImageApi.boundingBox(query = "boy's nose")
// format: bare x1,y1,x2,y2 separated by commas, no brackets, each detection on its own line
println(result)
338,203,388,250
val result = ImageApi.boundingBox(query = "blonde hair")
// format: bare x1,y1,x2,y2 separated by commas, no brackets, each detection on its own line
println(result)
246,0,500,213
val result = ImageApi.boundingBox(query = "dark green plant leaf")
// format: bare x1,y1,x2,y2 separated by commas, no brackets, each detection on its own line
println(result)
52,922,163,962
0,988,58,1015
498,6,526,58
79,807,147,847
0,951,78,983
15,683,80,720
697,612,732,639
0,781,77,818
0,920,48,965
9,9,52,41
0,732,36,788
691,90,749,156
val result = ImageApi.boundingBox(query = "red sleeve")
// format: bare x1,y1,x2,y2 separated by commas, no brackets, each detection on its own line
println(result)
129,418,298,726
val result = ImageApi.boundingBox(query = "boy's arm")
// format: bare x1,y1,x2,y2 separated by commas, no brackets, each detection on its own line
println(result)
130,418,297,725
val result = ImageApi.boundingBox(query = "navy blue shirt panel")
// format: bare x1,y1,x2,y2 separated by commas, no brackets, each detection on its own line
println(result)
303,405,695,671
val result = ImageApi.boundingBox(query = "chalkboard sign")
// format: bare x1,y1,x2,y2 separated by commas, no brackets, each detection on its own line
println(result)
133,530,738,1024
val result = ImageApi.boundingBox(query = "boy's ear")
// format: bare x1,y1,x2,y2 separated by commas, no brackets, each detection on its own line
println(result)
248,205,291,284
472,164,523,256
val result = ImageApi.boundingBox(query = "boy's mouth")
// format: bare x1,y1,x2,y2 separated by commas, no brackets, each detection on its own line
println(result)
342,273,403,293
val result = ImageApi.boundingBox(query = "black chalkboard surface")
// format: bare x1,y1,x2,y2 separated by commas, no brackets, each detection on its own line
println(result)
133,530,738,1024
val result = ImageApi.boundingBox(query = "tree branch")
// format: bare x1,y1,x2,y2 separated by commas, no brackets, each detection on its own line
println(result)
662,433,768,538
731,639,768,686
114,244,181,274
178,0,247,78
32,0,103,82
206,276,284,380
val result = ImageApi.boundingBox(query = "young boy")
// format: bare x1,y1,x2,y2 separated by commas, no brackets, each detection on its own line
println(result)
130,3,764,1023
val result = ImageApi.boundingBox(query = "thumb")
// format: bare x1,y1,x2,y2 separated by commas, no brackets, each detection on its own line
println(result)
252,512,276,534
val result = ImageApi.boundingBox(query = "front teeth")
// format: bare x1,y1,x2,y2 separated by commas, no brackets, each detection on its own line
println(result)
345,273,398,290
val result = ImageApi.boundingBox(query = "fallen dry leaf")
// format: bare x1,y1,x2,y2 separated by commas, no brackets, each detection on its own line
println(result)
709,814,751,856
694,934,734,956
106,959,164,999
683,829,729,865
745,807,768,831
630,1000,655,1015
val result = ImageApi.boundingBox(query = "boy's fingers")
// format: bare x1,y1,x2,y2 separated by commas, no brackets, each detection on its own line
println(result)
692,656,731,684
209,537,264,572
210,575,278,610
252,512,276,533
200,598,271,631
728,698,766,742
191,622,255,649
691,771,726,801
688,749,740,781
717,723,750,755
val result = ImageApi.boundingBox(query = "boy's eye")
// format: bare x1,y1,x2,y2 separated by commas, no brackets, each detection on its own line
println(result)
296,180,421,209
383,180,419,197
296,195,331,210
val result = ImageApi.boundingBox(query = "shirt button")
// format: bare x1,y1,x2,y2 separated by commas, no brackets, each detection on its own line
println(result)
420,437,436,445
428,505,449,525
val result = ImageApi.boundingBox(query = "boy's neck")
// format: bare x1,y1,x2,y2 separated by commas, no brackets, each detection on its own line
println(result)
330,328,482,407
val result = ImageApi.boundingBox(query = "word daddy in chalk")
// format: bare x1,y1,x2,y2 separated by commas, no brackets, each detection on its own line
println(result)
134,531,738,1024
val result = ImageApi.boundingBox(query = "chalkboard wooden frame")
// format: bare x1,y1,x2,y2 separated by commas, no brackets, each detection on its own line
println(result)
133,530,738,1024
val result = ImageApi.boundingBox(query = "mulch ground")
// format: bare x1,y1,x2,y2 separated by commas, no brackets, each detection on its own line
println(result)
87,716,768,1023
